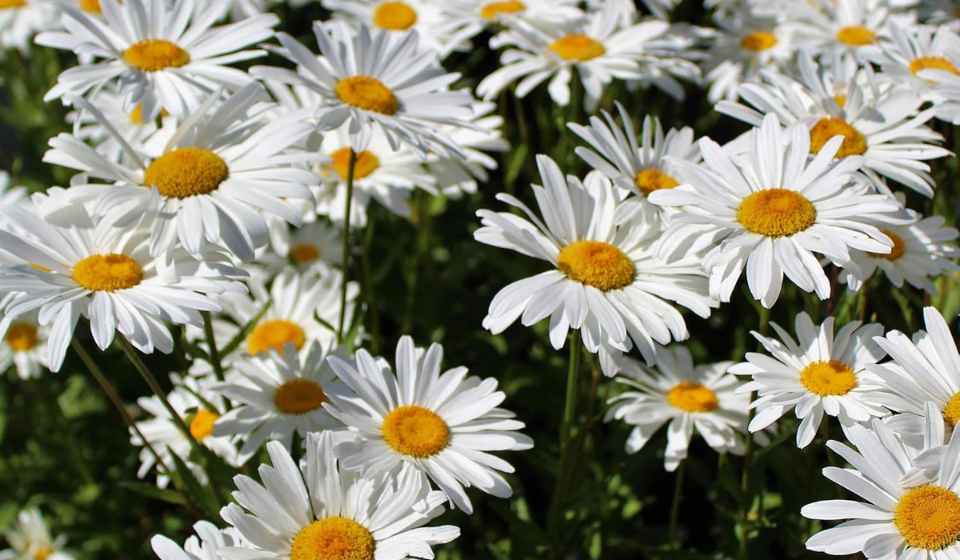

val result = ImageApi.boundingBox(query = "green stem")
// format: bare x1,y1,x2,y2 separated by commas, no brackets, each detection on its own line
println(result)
548,336,583,557
561,337,581,446
668,460,686,549
202,311,226,381
337,149,358,345
739,305,769,559
361,218,381,354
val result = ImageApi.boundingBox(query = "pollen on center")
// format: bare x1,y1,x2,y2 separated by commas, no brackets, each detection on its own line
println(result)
79,0,101,13
799,360,857,396
481,0,525,19
557,240,636,292
290,516,375,560
72,253,144,292
372,1,418,31
122,39,191,72
382,405,450,458
5,322,38,352
740,31,778,52
0,0,27,9
736,189,817,238
144,147,229,199
549,34,606,62
809,117,867,158
247,319,306,356
635,167,680,196
894,485,960,551
290,243,321,265
666,381,719,413
273,378,327,416
329,148,381,181
335,76,399,115
910,55,960,77
189,409,219,441
867,229,906,261
943,392,960,426
835,25,876,47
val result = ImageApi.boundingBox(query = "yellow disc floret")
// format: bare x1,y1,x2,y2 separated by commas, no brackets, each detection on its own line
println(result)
910,55,960,76
329,148,381,181
481,0,525,19
867,229,906,261
556,240,636,292
943,392,960,426
290,243,321,264
372,1,418,30
737,189,816,238
634,167,680,196
5,323,38,352
290,517,375,560
189,409,219,441
895,485,960,550
32,547,54,560
809,117,867,158
273,378,327,415
247,319,306,356
740,31,778,52
122,39,190,71
549,34,606,62
72,254,144,292
79,0,101,12
836,25,876,47
0,0,26,9
799,360,857,396
335,76,399,115
666,381,719,413
382,405,450,458
144,147,229,199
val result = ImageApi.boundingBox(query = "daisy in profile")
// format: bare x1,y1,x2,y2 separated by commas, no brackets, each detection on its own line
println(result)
0,509,72,560
881,23,960,98
789,0,892,62
322,0,458,56
37,0,278,119
840,204,959,293
478,3,699,109
568,102,700,204
0,203,246,372
132,374,238,488
42,84,318,261
265,220,343,273
920,63,960,123
477,157,714,373
325,336,534,513
650,114,903,308
212,343,349,462
0,0,56,52
802,420,960,558
438,0,583,46
252,22,474,157
0,312,48,380
704,13,795,103
606,346,748,471
729,313,888,448
719,54,950,196
868,307,960,443
220,435,460,560
151,522,242,560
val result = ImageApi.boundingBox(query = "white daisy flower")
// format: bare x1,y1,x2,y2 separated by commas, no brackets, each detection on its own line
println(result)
132,374,238,488
212,343,349,462
67,90,176,164
322,0,460,56
650,114,904,308
427,100,509,199
704,12,795,103
0,171,27,241
220,434,460,560
42,84,319,261
881,22,960,98
0,0,57,52
0,311,48,380
476,156,715,374
919,62,960,123
606,345,749,472
729,313,888,449
919,0,960,29
568,102,701,205
477,1,699,109
789,0,893,62
437,0,583,48
802,419,960,558
0,202,246,371
252,22,475,158
36,0,278,119
868,307,960,445
719,53,951,196
265,220,344,274
0,509,72,560
325,336,534,513
150,522,242,560
840,203,959,293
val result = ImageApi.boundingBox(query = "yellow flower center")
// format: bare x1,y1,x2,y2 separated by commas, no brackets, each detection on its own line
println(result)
836,25,876,47
556,240,636,292
32,547,53,560
740,31,778,52
809,117,867,158
335,76,399,115
481,0,525,19
634,167,680,196
736,189,816,238
290,517,375,560
549,34,606,62
382,405,450,458
799,360,857,396
72,254,144,292
246,319,306,356
273,378,327,415
833,94,847,108
144,147,229,199
79,0,101,12
910,55,960,76
5,323,38,353
129,103,146,125
895,485,960,550
290,243,321,264
943,392,960,427
0,0,26,9
122,39,190,72
372,1,418,30
188,409,219,441
666,381,719,413
329,148,381,181
867,229,906,261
